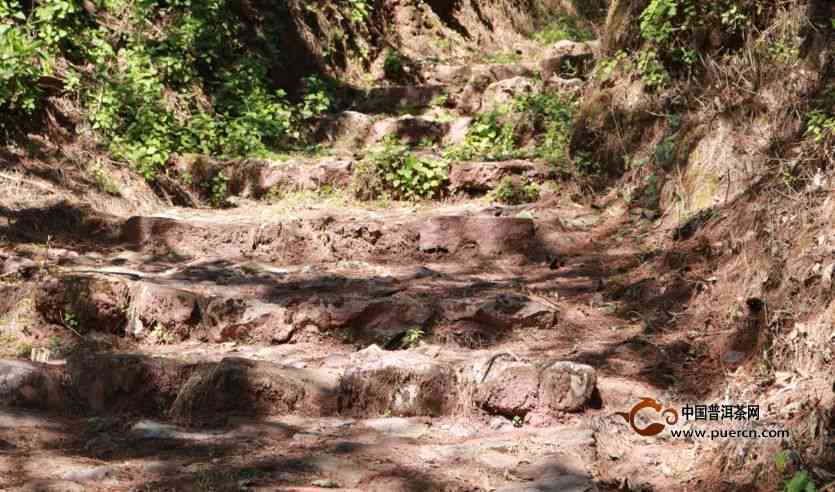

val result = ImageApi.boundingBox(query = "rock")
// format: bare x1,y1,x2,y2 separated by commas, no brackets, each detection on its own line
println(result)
61,465,114,481
0,360,63,409
357,85,447,113
496,475,597,492
367,116,448,145
0,254,37,276
229,158,354,197
36,275,130,334
540,40,598,80
443,294,558,331
129,283,199,338
339,349,458,417
131,420,182,439
362,417,430,439
545,76,585,92
313,111,374,148
417,216,536,256
311,479,340,488
67,354,184,414
449,161,550,194
481,77,539,112
471,357,596,417
538,361,597,412
444,116,473,145
170,357,339,422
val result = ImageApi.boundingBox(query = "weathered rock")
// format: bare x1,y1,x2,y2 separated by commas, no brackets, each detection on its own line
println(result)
444,117,473,145
425,63,535,86
540,40,598,80
545,76,585,92
129,283,199,338
470,355,596,417
538,361,597,412
339,346,458,417
229,158,354,197
36,275,130,334
313,111,374,148
170,357,339,422
449,160,550,194
475,363,540,416
0,360,63,409
356,85,447,113
367,116,449,145
443,294,559,330
418,216,536,256
481,77,539,112
67,354,188,414
0,253,37,276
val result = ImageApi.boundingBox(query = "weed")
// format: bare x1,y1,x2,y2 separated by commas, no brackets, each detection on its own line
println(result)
88,161,121,196
444,108,518,161
62,310,80,332
430,93,449,108
533,14,594,44
483,51,522,64
357,137,448,201
208,171,229,208
347,0,371,24
512,415,523,428
402,327,424,348
784,471,817,492
299,75,334,119
492,176,540,205
384,49,406,80
48,334,63,353
150,322,176,345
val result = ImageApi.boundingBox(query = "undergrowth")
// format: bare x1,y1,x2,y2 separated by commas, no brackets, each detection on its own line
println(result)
0,0,340,181
353,137,448,201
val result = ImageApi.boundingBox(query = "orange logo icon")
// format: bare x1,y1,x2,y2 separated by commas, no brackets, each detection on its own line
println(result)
615,397,679,436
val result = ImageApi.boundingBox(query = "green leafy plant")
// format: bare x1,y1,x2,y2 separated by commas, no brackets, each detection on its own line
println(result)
383,49,406,80
357,138,449,201
637,49,670,88
512,415,523,428
784,471,817,492
208,171,229,208
347,0,371,24
88,161,121,196
150,322,177,345
492,176,540,205
444,108,518,161
300,75,333,119
402,327,424,348
533,14,594,44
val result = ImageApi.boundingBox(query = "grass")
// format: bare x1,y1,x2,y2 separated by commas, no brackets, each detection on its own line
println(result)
483,51,523,64
533,15,595,44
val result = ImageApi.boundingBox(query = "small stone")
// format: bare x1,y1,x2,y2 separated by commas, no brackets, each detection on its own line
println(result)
311,478,340,488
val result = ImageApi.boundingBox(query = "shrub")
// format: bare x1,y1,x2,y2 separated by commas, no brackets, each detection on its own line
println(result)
356,138,449,201
444,108,518,161
383,49,406,80
534,14,595,44
492,176,540,205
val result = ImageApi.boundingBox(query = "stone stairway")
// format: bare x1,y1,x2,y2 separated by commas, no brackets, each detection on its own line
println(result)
0,40,699,492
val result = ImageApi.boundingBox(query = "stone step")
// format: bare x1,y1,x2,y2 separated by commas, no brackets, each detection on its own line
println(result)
171,153,556,206
0,349,597,424
119,210,541,263
0,407,599,491
312,112,471,149
350,84,449,114
36,254,558,346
